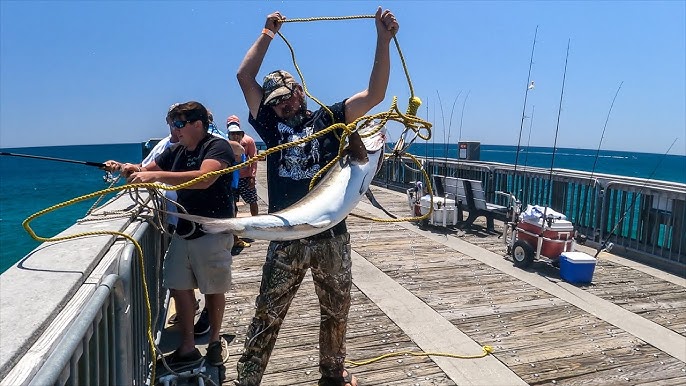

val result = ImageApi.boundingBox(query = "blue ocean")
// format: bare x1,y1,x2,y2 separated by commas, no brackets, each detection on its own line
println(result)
1,143,684,273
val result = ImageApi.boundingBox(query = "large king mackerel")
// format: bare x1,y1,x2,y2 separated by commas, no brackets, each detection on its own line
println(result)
174,122,387,241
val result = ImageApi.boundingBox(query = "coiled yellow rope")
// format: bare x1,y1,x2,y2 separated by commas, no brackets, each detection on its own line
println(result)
278,14,436,223
19,13,445,380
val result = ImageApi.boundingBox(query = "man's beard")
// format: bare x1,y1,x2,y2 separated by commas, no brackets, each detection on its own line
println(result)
283,100,308,128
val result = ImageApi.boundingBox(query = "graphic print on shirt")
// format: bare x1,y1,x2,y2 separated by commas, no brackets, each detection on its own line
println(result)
185,151,200,169
277,122,320,180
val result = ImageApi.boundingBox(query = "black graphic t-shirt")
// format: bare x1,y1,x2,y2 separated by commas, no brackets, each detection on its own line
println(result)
249,100,347,236
156,134,235,239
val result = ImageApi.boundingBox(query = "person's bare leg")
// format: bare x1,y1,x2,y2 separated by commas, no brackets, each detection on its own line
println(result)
250,202,259,216
205,293,225,343
171,289,197,353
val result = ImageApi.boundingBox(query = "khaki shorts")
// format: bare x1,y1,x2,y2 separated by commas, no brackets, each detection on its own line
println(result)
163,233,233,294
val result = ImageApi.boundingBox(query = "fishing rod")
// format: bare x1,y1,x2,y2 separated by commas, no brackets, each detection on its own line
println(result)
0,152,106,168
445,90,463,161
453,90,470,176
539,39,570,224
594,138,679,258
457,90,470,145
547,40,570,191
575,81,623,232
436,90,447,162
424,97,429,162
511,26,538,205
522,105,535,169
513,26,538,176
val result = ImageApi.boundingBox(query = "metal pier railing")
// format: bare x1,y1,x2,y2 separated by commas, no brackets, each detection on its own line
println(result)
377,156,686,274
0,193,168,386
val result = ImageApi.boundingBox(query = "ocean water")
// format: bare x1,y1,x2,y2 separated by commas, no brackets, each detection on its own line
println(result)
0,144,141,273
1,142,684,273
407,143,686,184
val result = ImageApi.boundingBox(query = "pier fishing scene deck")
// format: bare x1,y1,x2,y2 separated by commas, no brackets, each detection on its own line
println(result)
1,156,685,386
202,162,686,385
1,1,685,385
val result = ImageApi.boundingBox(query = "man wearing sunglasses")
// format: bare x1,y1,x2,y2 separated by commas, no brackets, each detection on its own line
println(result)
235,7,399,386
106,101,236,370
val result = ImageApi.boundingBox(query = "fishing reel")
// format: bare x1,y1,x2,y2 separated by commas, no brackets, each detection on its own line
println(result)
574,231,587,245
102,171,119,184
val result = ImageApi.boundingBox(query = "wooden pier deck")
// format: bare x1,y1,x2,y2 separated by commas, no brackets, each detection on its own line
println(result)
168,162,686,385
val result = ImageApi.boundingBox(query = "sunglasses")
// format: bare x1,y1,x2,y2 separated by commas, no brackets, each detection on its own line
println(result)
171,119,194,129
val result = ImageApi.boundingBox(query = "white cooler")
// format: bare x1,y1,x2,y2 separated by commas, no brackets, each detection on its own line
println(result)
419,195,458,226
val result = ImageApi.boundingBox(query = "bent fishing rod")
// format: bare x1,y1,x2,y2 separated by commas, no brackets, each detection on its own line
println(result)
0,151,106,168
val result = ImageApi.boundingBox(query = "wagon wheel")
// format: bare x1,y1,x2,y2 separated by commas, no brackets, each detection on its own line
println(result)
512,240,534,268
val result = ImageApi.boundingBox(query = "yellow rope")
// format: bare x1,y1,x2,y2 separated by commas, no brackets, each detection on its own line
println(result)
276,13,436,219
346,346,495,367
19,13,442,380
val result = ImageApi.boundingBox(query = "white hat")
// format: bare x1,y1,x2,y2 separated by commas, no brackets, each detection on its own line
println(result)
227,123,243,133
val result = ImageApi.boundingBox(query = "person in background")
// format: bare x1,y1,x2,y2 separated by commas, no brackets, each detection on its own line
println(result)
206,110,227,139
234,7,399,386
227,115,259,249
104,101,235,369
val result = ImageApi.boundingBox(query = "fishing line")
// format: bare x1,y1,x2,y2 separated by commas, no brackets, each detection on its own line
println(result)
0,151,106,168
595,138,679,258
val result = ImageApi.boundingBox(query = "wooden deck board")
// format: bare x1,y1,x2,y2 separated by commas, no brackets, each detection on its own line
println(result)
194,163,686,385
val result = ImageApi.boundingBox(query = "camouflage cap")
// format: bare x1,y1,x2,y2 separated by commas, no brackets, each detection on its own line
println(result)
262,70,297,106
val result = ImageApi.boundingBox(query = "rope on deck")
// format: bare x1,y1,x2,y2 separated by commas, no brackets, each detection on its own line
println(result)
346,345,495,367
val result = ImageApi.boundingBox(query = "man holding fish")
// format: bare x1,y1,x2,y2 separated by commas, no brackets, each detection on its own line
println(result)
235,7,399,386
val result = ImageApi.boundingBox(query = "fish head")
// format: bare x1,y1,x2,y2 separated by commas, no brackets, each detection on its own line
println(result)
359,121,387,173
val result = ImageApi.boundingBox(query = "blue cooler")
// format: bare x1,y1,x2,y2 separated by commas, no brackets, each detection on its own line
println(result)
559,252,597,284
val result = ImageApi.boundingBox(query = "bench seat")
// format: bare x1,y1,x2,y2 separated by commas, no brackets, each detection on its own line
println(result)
442,176,508,232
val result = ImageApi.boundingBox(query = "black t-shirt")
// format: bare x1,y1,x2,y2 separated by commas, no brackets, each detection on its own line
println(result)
156,134,235,239
249,101,348,237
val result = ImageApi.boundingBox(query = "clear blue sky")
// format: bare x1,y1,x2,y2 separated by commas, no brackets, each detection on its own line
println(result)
1,1,684,155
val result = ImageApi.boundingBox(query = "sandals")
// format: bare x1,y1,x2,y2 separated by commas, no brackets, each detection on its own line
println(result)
318,369,357,386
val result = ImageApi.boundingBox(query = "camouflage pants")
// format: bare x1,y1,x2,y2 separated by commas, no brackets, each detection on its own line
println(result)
236,233,352,385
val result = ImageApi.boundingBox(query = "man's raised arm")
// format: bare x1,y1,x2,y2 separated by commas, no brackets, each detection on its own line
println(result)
344,7,399,123
237,11,286,118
